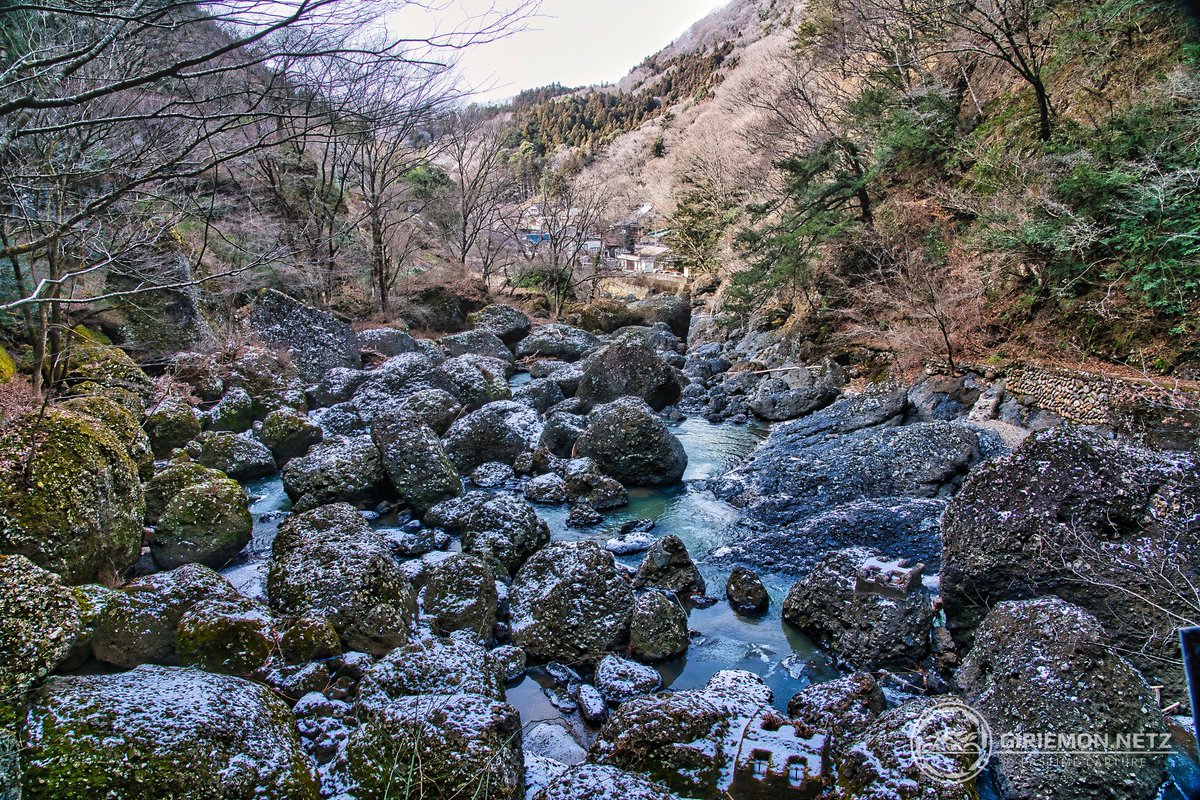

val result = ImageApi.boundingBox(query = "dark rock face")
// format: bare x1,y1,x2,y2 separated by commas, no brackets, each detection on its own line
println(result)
513,377,566,415
782,548,933,670
573,398,687,487
576,334,683,411
441,329,515,364
443,401,543,474
371,411,461,514
243,289,360,383
357,635,506,703
725,567,769,615
357,327,420,358
455,493,551,577
194,431,276,480
267,504,416,656
470,304,532,346
748,380,838,422
634,535,705,596
957,598,1168,800
20,665,318,800
516,323,601,362
510,541,633,662
941,425,1200,699
629,294,691,340
440,354,513,409
422,553,498,640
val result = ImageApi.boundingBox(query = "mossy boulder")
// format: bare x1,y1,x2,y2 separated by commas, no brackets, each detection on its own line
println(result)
335,693,523,800
150,478,252,570
629,590,688,663
0,347,15,383
193,430,275,480
0,409,144,585
257,408,322,465
574,397,687,487
143,461,226,525
0,556,82,702
20,665,318,800
176,597,276,678
91,564,240,668
358,635,506,704
61,583,118,670
206,386,255,433
510,541,632,662
57,395,154,480
280,435,387,513
423,553,499,640
456,493,551,577
267,504,416,656
371,411,461,514
440,354,513,410
576,333,683,411
279,615,341,663
469,304,531,346
62,338,154,404
144,399,201,457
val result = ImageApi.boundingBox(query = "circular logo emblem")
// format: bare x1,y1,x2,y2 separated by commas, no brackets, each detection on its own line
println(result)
909,698,992,784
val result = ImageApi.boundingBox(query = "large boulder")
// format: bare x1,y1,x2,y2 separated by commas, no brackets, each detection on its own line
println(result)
267,504,416,656
349,353,453,422
516,323,601,362
392,388,462,435
242,289,360,383
61,337,155,404
194,431,276,480
510,541,633,662
533,764,678,800
175,596,275,678
256,408,323,465
629,591,689,663
143,461,226,525
470,304,532,346
206,386,256,433
371,411,461,514
0,409,144,585
358,635,506,704
280,435,387,512
441,329,515,364
713,390,978,529
422,553,499,640
91,564,240,668
149,477,252,570
630,294,691,340
221,343,305,417
787,673,885,761
782,548,933,670
594,654,661,704
19,665,318,800
443,401,543,474
440,354,513,409
576,334,683,411
144,398,202,457
0,556,82,704
634,535,705,596
358,326,420,357
941,426,1200,700
331,693,523,800
957,598,1168,800
459,493,551,576
591,670,826,799
748,378,839,422
573,398,687,487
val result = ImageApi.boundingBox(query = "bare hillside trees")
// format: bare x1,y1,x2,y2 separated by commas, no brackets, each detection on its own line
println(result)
0,0,533,386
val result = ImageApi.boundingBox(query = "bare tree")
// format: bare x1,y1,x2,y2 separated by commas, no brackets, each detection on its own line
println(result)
0,0,536,387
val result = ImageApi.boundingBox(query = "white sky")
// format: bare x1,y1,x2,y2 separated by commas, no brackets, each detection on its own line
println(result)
389,1,730,103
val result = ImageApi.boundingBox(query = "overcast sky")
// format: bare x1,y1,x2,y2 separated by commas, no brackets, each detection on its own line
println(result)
390,1,729,103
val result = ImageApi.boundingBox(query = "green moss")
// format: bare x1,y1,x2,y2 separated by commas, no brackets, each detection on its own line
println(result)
63,337,153,404
0,410,144,585
142,462,226,525
150,479,251,570
0,348,14,383
176,599,275,677
279,616,341,663
143,400,201,458
258,409,322,464
57,396,154,481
